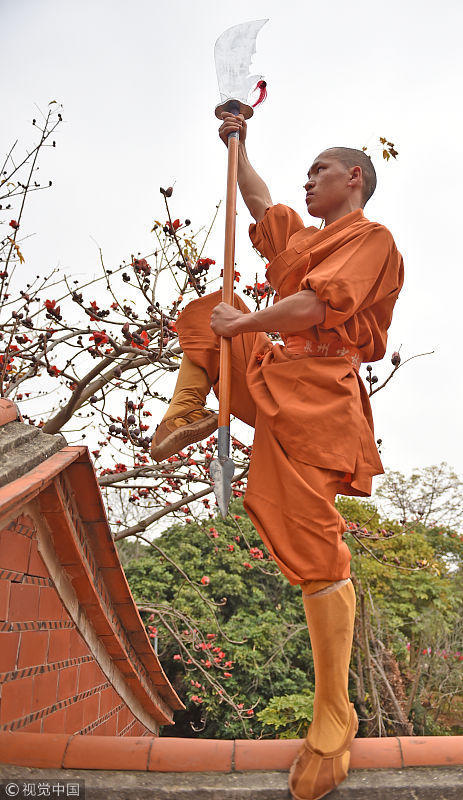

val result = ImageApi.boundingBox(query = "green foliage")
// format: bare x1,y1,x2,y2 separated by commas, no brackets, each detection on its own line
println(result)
122,501,314,739
343,498,463,642
121,494,463,739
256,691,314,739
338,494,463,735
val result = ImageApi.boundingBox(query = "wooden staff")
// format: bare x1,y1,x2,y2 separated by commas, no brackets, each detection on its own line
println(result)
210,104,240,517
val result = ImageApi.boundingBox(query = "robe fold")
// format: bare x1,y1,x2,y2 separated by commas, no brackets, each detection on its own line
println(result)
176,205,404,584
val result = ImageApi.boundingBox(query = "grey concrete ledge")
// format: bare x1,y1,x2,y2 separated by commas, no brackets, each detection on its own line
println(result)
0,420,67,486
1,765,463,799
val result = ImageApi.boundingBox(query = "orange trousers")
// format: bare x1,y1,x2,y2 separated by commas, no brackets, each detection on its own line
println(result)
176,291,351,586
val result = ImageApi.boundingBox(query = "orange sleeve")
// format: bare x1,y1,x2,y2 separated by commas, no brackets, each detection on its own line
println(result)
299,227,403,329
249,204,305,261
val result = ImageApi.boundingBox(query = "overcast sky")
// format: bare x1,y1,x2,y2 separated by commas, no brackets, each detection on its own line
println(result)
2,0,462,485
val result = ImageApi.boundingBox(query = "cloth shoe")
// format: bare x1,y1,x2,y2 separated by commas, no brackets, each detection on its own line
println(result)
150,409,218,462
289,703,358,800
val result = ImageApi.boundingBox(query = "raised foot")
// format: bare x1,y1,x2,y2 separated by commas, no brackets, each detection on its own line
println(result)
150,411,219,463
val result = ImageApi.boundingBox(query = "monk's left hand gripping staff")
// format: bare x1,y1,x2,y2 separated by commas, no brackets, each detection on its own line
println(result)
210,20,268,517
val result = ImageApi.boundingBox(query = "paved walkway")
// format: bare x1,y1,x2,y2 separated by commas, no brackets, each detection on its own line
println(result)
1,765,463,799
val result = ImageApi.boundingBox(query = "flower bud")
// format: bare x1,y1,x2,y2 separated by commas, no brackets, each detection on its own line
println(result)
391,351,401,366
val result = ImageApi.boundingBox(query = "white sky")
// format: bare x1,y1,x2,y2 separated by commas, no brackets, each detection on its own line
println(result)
1,0,463,483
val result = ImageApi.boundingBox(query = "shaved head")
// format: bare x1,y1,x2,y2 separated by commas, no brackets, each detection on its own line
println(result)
321,147,377,206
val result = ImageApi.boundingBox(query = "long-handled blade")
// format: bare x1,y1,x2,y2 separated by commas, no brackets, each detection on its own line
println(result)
210,20,268,517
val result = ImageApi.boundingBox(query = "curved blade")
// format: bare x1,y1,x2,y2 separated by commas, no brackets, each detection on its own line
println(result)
214,19,268,105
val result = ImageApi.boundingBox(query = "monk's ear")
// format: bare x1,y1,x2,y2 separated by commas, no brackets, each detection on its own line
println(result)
348,165,362,187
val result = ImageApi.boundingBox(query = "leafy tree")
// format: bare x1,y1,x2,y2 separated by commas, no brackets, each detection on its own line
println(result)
122,501,313,738
336,487,463,737
122,492,463,739
375,462,463,529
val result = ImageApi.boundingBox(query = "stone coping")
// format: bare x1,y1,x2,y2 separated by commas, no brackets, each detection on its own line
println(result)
0,732,462,772
2,766,463,800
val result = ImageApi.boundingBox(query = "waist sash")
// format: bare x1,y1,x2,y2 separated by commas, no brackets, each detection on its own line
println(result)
282,334,362,372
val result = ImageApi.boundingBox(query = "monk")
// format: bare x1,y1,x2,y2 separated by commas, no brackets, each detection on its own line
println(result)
151,113,404,800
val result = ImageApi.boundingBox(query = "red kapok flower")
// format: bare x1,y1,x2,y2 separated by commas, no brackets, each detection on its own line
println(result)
201,576,210,585
131,330,150,350
9,220,19,229
90,330,109,346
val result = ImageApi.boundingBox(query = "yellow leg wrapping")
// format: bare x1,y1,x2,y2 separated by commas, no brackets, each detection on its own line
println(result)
163,354,211,427
302,579,356,752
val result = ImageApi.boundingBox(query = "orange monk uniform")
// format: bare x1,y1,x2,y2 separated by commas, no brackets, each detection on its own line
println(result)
176,205,404,586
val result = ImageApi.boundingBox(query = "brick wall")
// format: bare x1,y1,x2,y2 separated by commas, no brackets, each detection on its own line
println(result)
0,513,150,736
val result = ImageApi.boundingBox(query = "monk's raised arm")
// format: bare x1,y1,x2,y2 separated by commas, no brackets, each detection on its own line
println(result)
219,113,272,222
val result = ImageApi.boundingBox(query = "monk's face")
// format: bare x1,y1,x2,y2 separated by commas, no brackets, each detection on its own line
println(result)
304,153,358,220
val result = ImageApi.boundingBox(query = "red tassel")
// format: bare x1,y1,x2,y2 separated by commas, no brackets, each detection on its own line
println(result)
252,80,267,108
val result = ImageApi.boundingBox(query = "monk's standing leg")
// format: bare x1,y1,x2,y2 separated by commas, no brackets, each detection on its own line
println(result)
244,431,357,799
289,579,357,800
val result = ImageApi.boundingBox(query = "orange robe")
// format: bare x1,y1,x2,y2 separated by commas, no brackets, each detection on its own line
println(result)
176,205,404,585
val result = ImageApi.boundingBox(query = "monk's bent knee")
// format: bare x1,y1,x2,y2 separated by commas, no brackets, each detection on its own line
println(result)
301,578,351,597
